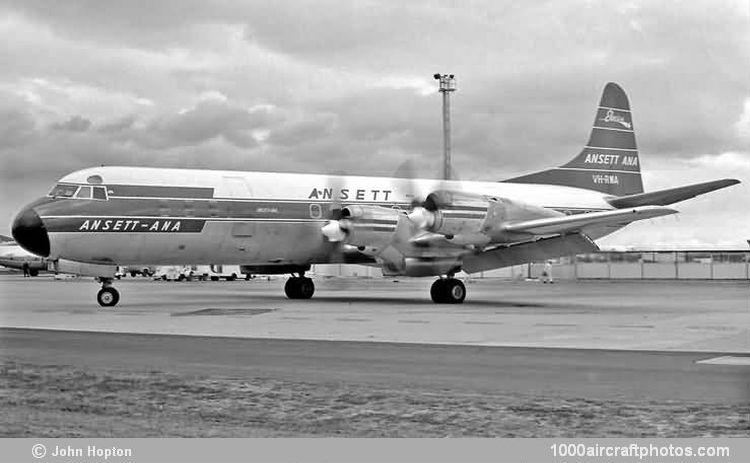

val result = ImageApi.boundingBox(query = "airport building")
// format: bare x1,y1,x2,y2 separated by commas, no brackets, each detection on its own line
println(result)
313,246,750,281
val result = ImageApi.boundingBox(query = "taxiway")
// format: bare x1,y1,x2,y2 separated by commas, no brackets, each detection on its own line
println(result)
1,275,748,436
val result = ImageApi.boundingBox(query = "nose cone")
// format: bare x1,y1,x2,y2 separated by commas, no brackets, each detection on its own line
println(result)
11,206,50,257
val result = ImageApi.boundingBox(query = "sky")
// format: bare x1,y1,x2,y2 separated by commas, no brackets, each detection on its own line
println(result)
0,0,748,247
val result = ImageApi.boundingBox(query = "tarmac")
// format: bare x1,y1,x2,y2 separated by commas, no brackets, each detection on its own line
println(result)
1,275,748,408
0,275,748,352
2,328,748,402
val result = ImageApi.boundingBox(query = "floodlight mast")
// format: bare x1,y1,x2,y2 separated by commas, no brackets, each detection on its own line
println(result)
434,73,456,180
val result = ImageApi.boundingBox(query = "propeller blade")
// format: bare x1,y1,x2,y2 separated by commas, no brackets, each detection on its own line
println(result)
326,171,346,220
393,159,424,208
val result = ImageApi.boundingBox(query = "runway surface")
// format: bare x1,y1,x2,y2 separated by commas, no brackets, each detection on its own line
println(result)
1,276,748,352
2,327,749,403
1,276,748,436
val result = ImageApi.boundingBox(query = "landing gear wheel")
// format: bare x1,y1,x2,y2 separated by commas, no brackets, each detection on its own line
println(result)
284,278,300,299
430,279,447,303
430,278,466,304
297,277,315,299
284,277,315,300
97,287,120,307
444,279,466,304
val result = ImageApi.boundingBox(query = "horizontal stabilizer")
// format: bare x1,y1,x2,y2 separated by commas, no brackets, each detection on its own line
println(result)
502,205,677,236
606,179,740,208
462,234,598,274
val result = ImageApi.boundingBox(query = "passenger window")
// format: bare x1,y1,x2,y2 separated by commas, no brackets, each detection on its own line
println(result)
309,204,322,219
92,187,107,200
75,186,92,199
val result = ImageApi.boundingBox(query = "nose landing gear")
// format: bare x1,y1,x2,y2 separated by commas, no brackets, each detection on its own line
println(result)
430,277,466,304
284,273,315,299
96,277,120,307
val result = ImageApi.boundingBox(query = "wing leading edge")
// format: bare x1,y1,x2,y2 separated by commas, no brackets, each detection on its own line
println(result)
502,205,677,236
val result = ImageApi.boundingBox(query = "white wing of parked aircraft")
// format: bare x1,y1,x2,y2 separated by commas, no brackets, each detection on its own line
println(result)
0,238,47,276
11,83,740,306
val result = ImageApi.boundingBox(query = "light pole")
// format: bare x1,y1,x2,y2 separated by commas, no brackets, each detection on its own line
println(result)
434,73,456,181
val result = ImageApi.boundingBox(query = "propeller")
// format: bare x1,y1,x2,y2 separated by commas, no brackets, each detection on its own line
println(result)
321,220,347,242
320,171,350,242
394,158,446,232
319,159,457,242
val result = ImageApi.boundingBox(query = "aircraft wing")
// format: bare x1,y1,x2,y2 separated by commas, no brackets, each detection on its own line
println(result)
606,179,739,208
462,233,598,274
502,205,677,236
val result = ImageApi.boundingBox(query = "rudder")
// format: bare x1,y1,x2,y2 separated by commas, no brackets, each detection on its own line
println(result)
503,82,644,196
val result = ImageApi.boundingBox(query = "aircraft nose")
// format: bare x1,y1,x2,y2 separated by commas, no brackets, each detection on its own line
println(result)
11,205,50,257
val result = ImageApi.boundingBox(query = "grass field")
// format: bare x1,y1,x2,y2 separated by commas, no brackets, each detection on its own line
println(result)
2,361,747,437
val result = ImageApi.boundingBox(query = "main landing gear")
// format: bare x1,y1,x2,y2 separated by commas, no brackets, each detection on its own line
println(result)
430,277,466,304
284,273,315,300
97,277,120,307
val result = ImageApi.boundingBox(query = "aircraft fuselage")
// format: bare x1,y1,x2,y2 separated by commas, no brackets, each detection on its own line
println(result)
17,166,613,267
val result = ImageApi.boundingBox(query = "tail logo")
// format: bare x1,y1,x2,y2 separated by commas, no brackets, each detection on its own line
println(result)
601,109,631,129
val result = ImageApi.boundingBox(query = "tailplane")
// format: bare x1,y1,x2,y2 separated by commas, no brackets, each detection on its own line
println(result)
503,82,643,196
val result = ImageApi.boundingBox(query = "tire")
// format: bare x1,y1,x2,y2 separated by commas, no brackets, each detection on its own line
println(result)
430,279,466,304
97,287,120,307
297,278,315,299
29,269,39,277
210,276,219,281
444,279,466,304
430,279,447,303
284,278,300,299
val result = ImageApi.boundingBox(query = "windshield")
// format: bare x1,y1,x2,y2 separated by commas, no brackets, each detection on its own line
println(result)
48,184,79,198
75,186,92,199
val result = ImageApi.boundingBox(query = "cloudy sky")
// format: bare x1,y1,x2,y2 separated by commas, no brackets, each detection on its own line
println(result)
1,0,748,246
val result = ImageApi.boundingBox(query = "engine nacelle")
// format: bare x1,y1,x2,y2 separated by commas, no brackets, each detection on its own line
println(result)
339,204,403,250
401,257,461,277
414,190,566,244
482,197,564,241
422,190,490,237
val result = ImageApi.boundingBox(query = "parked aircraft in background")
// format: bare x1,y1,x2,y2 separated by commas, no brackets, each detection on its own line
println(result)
11,83,739,306
0,235,47,276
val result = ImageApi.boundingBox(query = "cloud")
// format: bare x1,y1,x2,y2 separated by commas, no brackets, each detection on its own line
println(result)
126,100,277,149
0,107,35,148
600,151,750,247
0,0,748,245
51,115,92,132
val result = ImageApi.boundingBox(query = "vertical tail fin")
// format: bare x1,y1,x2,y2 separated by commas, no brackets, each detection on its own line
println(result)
503,82,644,195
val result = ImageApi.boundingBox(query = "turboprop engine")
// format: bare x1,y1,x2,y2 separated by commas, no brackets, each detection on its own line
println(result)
321,204,404,252
407,190,564,245
408,190,489,237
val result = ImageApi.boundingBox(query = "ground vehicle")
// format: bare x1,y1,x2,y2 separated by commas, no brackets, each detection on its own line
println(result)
204,265,243,281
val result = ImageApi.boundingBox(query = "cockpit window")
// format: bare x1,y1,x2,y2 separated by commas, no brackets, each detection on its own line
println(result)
92,186,107,200
48,183,109,200
76,186,92,199
48,184,79,198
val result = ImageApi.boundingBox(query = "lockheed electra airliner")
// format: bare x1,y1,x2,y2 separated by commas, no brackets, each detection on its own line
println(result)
11,83,739,306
